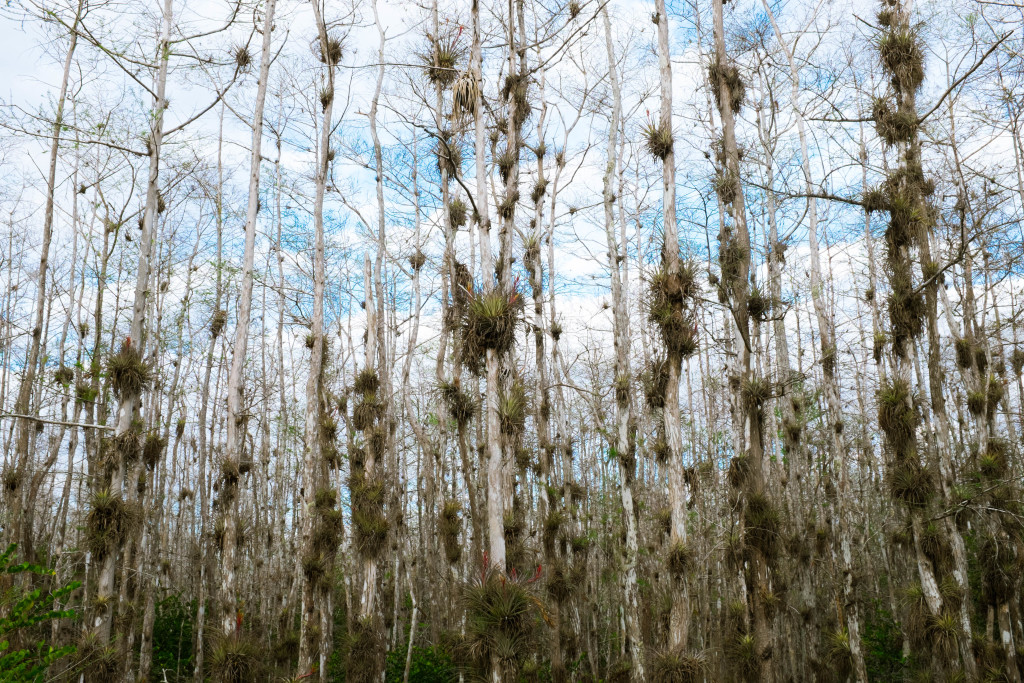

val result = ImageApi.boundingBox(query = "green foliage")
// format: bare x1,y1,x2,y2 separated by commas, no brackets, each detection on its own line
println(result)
0,544,80,682
862,602,905,681
149,595,195,682
384,644,455,682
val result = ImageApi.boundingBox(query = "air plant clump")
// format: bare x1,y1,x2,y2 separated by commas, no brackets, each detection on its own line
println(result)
653,508,673,538
408,249,427,272
666,541,692,577
648,263,700,360
232,44,252,71
643,121,674,160
460,285,523,369
448,198,468,228
353,368,380,395
545,560,573,604
422,30,465,88
436,140,462,176
878,27,924,92
1011,348,1024,376
758,586,780,619
502,510,525,547
310,492,343,562
743,492,780,560
979,438,1009,479
746,285,772,322
886,287,925,351
542,509,565,554
824,628,854,678
713,168,739,206
966,390,986,417
884,192,925,250
708,57,745,113
53,365,74,386
926,612,961,658
85,490,141,558
220,456,243,489
208,633,262,683
106,341,152,400
461,562,546,678
821,344,838,377
975,347,989,373
872,99,918,146
568,1,581,19
346,617,385,682
718,237,748,290
352,390,384,432
319,415,338,445
862,187,889,213
887,459,934,509
438,379,475,426
75,381,98,405
74,632,119,679
872,332,887,363
105,424,143,468
741,376,772,428
497,190,520,219
986,375,1004,416
142,434,166,470
979,537,1021,604
649,648,706,683
317,35,343,66
500,72,531,127
642,358,669,409
497,147,517,183
440,500,462,564
497,380,527,440
782,418,802,447
323,443,343,470
954,337,973,369
350,468,388,559
2,468,22,492
727,454,751,489
919,522,950,566
530,179,548,205
570,534,591,554
514,446,532,472
726,633,760,679
651,438,671,464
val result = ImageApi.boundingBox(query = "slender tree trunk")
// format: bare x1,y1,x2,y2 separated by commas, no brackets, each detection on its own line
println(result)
220,0,276,640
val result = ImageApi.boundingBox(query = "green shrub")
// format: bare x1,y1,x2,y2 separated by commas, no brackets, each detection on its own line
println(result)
385,644,456,682
0,544,80,682
150,594,195,682
863,601,905,681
